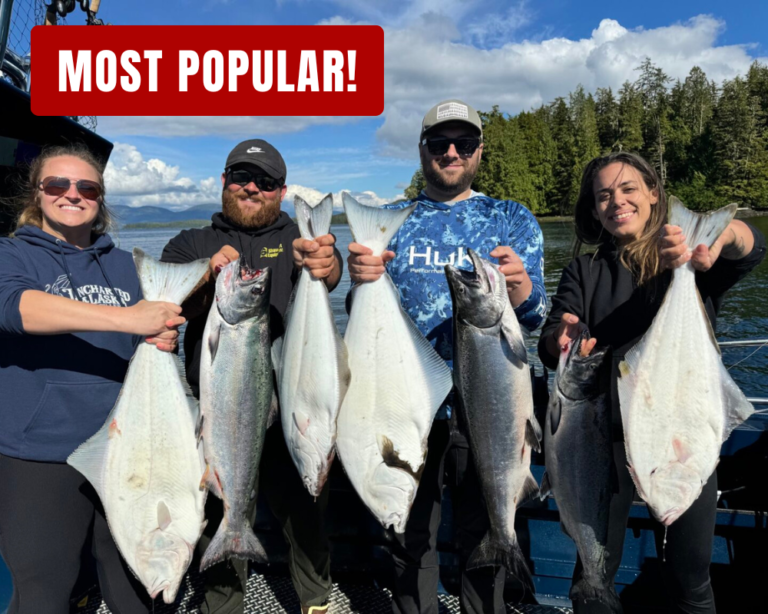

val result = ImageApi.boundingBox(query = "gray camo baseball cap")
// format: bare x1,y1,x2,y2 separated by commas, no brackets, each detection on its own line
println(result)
420,99,483,139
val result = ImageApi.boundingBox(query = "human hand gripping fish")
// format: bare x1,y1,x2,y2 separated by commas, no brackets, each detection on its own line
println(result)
547,313,597,358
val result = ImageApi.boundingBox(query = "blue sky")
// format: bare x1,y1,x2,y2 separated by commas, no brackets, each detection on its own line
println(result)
30,0,768,210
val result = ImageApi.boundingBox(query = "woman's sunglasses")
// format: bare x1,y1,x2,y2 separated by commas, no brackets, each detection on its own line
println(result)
226,169,282,192
421,136,482,157
39,176,103,200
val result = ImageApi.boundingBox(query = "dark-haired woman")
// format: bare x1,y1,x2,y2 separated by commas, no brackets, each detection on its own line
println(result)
0,146,187,614
538,152,766,613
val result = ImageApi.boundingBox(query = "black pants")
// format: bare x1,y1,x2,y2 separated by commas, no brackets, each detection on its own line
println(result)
572,442,717,614
389,420,506,614
0,453,152,614
197,422,332,614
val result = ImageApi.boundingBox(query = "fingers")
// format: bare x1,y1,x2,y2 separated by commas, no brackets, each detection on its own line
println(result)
165,316,186,328
348,242,373,256
660,225,690,269
315,234,336,247
219,245,240,260
490,245,515,260
580,337,597,357
690,244,714,272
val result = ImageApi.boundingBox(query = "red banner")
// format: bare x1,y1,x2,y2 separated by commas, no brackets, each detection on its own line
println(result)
31,25,384,117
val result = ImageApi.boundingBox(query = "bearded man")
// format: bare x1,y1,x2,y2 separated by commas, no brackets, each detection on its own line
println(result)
348,100,546,614
161,139,340,614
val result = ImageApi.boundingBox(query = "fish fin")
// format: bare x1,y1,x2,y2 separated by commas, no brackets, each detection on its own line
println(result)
718,360,755,439
549,396,562,436
668,197,738,252
195,413,204,442
200,464,223,499
525,417,542,453
500,307,528,365
200,517,268,571
395,294,454,413
157,501,172,530
267,391,279,429
342,192,416,256
271,336,284,385
336,333,351,399
377,434,426,481
539,471,552,500
133,248,209,304
466,532,535,596
67,417,112,500
207,320,221,365
293,411,311,436
518,472,540,506
672,438,692,464
570,580,622,613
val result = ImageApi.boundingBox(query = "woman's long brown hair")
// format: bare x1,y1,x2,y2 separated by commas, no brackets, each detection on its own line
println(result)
573,151,667,286
14,144,113,235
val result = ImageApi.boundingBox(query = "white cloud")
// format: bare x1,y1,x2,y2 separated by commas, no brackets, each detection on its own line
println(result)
104,142,396,210
99,11,767,160
104,143,221,208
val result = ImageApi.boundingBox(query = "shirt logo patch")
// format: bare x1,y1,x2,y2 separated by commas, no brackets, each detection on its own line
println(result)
436,102,469,120
260,244,284,258
45,274,130,305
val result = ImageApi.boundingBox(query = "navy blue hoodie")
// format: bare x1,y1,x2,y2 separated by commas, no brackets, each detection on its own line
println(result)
0,226,142,462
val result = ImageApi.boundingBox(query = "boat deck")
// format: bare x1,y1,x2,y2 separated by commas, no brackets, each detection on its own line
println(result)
80,569,573,614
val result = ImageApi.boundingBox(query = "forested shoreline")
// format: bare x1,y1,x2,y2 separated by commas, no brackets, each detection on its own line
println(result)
405,59,768,214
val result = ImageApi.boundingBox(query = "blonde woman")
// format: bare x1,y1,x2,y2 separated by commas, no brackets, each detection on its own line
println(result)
0,145,184,614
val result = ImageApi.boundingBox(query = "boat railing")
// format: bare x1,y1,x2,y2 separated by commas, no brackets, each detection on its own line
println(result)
719,338,768,407
0,0,31,92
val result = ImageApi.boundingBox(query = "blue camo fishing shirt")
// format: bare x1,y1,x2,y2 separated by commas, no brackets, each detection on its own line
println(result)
384,191,547,419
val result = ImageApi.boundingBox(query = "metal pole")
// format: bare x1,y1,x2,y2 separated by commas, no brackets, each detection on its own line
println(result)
718,339,768,347
747,398,768,405
0,0,14,76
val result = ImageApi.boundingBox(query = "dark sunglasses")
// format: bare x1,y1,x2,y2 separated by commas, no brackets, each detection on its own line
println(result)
226,169,282,192
39,176,103,200
421,136,482,156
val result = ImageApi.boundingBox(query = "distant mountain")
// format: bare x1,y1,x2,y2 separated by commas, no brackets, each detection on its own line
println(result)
111,190,393,228
111,204,220,227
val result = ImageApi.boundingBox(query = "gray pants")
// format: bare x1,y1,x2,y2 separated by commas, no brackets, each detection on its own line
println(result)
389,420,508,614
197,423,332,614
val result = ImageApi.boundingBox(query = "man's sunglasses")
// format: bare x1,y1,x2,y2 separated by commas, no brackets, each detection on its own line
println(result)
39,176,103,200
226,169,282,192
421,136,482,156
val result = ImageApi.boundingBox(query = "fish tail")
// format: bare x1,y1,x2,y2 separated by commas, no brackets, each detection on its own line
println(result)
466,532,535,596
570,579,623,613
341,192,416,256
668,197,737,251
200,517,268,571
133,248,209,304
295,194,334,240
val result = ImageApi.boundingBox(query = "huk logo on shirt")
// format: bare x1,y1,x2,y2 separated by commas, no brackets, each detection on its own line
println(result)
260,243,284,259
407,245,473,270
45,274,130,306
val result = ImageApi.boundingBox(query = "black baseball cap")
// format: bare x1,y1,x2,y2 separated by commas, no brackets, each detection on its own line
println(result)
225,139,287,184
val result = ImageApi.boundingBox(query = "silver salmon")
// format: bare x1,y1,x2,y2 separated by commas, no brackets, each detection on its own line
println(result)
542,330,621,612
198,260,272,570
446,249,539,594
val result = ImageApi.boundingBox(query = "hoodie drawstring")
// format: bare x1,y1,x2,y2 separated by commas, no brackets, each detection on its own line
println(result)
55,239,80,302
94,251,128,307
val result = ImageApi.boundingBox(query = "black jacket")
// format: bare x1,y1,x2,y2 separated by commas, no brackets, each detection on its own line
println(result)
537,224,766,436
161,211,301,396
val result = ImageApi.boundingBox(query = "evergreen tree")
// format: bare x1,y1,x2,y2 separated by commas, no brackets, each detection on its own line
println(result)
595,87,620,152
548,97,577,214
618,81,644,152
404,167,425,200
571,87,602,202
635,58,673,182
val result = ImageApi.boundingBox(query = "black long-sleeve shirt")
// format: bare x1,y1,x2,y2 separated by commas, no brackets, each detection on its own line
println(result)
537,224,766,435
